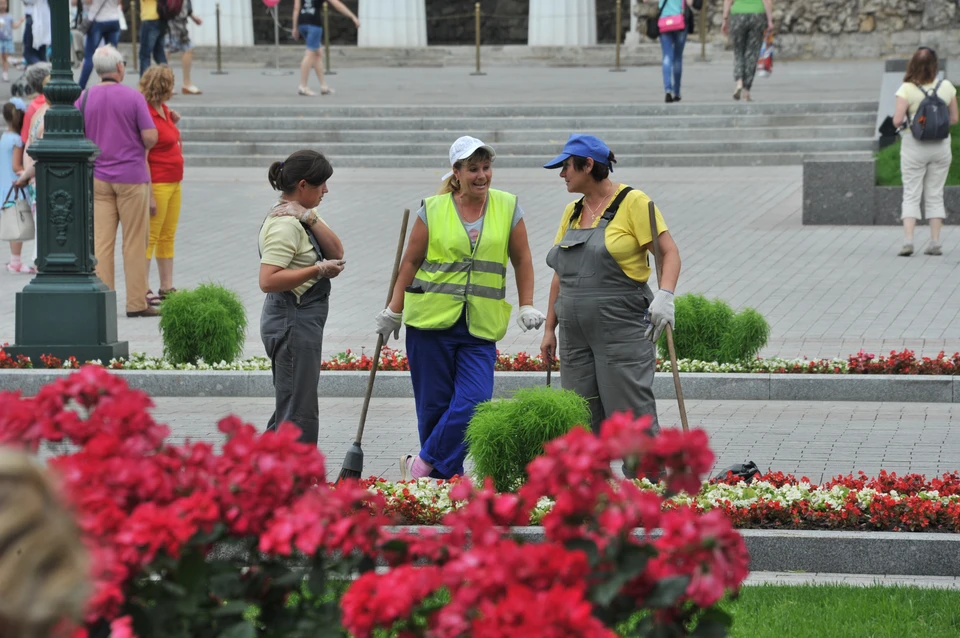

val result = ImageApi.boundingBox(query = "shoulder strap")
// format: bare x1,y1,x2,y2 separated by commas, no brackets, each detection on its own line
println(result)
302,221,324,260
569,197,585,224
600,186,635,221
656,0,667,18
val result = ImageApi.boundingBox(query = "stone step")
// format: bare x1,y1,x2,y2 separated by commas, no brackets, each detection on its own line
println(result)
171,101,878,119
184,150,872,168
181,138,876,157
182,125,876,144
176,112,877,132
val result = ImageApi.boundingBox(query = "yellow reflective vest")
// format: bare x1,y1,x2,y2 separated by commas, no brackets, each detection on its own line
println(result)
404,189,515,342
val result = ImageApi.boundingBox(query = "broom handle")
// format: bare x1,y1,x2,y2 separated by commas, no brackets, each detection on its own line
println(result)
353,208,411,444
648,201,689,432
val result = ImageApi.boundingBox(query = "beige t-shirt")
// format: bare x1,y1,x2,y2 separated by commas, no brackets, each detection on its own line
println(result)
259,214,323,300
896,79,957,119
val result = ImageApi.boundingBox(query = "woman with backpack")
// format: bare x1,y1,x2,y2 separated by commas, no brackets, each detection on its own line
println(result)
893,47,959,257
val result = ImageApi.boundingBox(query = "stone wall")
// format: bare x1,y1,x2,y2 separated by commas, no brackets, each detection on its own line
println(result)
636,0,960,59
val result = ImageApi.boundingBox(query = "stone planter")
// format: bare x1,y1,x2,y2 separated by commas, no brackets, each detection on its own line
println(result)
803,159,960,225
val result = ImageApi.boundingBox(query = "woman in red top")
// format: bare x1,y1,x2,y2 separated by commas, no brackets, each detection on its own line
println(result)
139,64,184,306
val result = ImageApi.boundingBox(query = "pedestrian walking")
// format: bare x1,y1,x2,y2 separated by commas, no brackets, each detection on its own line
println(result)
893,46,959,257
540,134,682,434
292,0,358,96
21,0,50,65
138,0,167,74
259,149,346,446
649,0,688,103
77,0,122,89
722,0,773,102
374,136,545,481
139,65,184,305
0,0,24,81
165,0,203,95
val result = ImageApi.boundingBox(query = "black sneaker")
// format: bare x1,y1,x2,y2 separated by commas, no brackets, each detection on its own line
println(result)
665,93,674,103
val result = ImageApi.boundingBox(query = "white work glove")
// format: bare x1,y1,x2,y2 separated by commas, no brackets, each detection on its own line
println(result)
270,200,317,224
516,305,546,332
644,290,675,343
375,308,403,343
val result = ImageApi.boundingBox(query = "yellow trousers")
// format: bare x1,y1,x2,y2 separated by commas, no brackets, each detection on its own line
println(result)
147,182,182,260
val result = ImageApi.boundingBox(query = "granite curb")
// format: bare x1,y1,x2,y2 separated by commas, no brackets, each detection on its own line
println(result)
3,370,960,403
415,527,960,577
210,527,960,577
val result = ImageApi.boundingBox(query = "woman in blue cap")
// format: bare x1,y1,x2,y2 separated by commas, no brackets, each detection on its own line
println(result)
375,136,545,480
540,134,681,435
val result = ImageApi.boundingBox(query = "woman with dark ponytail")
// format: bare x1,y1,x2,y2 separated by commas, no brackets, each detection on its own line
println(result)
259,149,345,445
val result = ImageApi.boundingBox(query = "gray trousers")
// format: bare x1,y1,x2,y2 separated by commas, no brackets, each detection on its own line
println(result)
260,281,330,445
557,289,659,434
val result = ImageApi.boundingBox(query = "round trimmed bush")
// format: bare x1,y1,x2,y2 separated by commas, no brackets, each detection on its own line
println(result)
159,284,247,365
661,293,769,364
465,387,591,493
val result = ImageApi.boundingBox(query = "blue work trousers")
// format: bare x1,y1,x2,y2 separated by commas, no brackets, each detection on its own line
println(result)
406,313,496,479
659,29,687,97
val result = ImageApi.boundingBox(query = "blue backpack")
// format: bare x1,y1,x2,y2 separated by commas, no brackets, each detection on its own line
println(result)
910,79,951,141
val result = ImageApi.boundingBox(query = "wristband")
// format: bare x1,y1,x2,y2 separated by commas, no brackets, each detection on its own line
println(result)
659,289,674,295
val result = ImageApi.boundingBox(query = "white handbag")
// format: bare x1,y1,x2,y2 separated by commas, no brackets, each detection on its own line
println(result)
0,186,35,242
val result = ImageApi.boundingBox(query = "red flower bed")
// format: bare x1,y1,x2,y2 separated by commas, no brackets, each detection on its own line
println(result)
0,367,748,637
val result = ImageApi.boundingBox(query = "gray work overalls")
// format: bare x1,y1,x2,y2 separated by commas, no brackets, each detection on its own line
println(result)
546,187,660,433
260,219,330,446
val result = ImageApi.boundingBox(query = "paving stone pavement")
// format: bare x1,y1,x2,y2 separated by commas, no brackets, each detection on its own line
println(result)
4,164,960,361
155,398,960,483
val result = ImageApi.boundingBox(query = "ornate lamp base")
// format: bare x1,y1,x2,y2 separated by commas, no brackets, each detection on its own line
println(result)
7,277,129,364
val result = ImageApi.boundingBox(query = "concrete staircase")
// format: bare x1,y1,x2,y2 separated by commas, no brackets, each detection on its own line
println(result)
175,101,878,168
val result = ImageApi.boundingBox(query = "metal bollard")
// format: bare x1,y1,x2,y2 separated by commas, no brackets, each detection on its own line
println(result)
131,0,139,73
323,2,336,75
470,2,485,76
700,0,707,61
211,3,228,75
610,0,625,72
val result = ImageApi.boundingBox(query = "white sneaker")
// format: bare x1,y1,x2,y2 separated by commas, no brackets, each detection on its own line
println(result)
2,72,8,82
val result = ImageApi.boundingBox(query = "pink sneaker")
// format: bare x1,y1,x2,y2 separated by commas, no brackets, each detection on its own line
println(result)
5,262,20,273
19,264,36,274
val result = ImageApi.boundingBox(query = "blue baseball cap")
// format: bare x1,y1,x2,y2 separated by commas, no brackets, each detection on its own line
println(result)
543,134,614,172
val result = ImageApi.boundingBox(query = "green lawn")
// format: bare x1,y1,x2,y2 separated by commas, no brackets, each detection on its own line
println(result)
876,122,960,186
723,584,960,638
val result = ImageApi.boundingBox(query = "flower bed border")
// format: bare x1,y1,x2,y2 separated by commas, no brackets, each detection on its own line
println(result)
3,368,960,402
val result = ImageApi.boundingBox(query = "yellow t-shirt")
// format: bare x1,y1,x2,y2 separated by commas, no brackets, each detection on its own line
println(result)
552,184,668,283
258,215,322,300
896,80,957,119
141,0,159,21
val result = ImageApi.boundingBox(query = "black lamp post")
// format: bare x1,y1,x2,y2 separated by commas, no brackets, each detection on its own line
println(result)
6,0,128,364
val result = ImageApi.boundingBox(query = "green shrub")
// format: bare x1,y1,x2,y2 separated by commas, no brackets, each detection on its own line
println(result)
465,387,591,492
159,283,247,365
661,293,769,364
876,121,960,186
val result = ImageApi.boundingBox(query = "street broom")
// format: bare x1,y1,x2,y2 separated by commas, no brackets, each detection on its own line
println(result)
648,201,689,432
337,208,410,482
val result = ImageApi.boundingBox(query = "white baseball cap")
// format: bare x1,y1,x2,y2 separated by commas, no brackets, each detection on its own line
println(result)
441,136,496,181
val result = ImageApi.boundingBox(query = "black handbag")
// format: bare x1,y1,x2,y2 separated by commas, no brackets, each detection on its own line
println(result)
712,461,762,483
645,0,667,40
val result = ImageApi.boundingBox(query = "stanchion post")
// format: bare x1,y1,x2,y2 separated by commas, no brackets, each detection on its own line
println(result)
470,2,485,76
323,1,336,75
610,0,625,72
700,0,707,61
211,2,228,74
131,0,139,73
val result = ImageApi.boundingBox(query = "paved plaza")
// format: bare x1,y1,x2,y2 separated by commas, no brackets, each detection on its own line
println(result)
6,60,960,487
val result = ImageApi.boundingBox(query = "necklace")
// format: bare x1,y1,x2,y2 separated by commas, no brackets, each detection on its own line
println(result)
582,183,615,223
456,192,487,223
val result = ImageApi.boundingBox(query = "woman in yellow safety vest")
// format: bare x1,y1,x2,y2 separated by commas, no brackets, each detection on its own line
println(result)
375,136,546,480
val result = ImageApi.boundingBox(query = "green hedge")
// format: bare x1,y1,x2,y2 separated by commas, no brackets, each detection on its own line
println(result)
465,387,591,493
876,122,960,186
159,284,247,365
660,293,769,364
